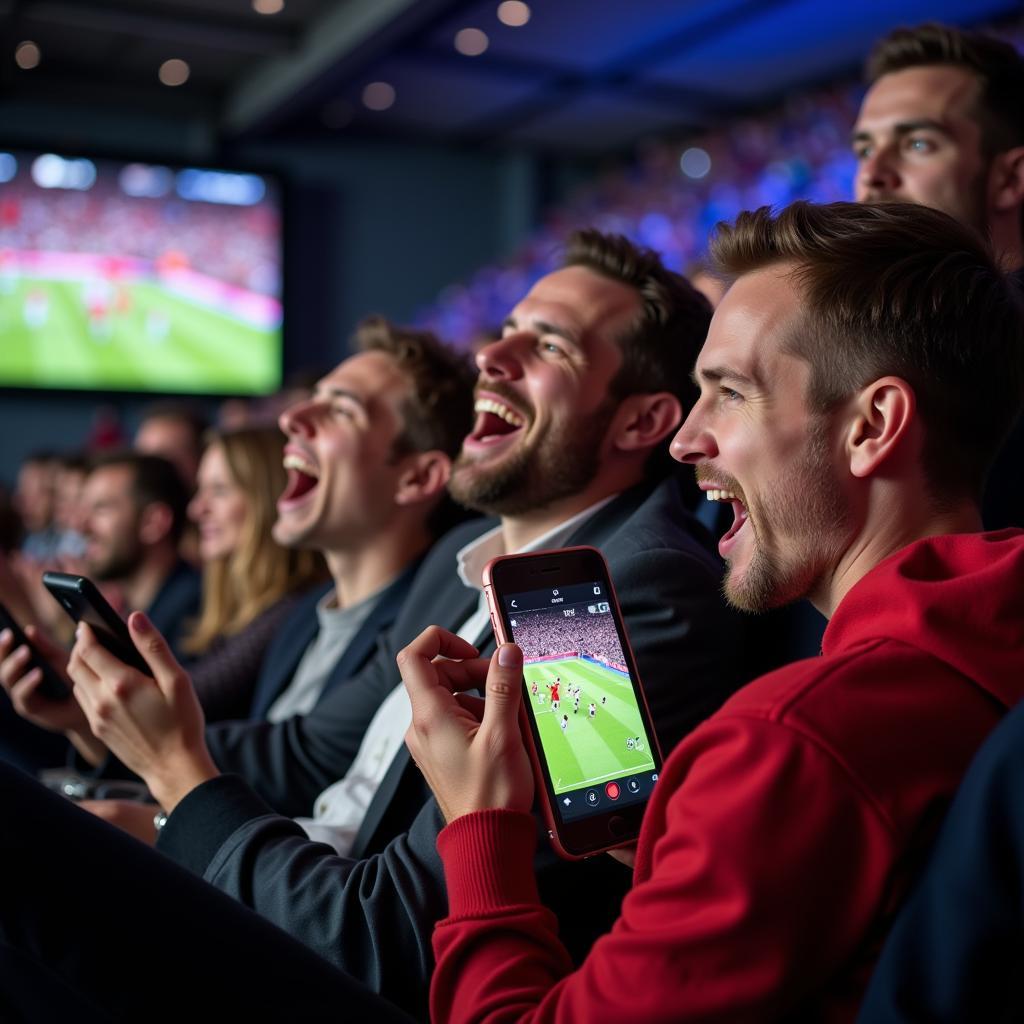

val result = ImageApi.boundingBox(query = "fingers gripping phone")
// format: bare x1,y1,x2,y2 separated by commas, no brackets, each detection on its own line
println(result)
42,572,153,678
0,600,71,700
483,546,662,859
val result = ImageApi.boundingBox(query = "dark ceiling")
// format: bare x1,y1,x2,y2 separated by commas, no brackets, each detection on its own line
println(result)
0,0,1019,155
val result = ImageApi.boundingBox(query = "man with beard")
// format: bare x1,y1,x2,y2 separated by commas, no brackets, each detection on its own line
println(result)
852,22,1024,529
75,453,200,659
0,230,739,1020
399,201,1024,1022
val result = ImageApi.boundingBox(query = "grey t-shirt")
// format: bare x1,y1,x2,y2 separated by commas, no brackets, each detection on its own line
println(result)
265,586,380,723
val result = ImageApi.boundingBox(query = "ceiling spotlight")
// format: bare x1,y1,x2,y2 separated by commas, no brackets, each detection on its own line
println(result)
14,41,41,70
362,81,395,111
497,1,530,27
159,58,190,87
454,28,489,56
253,0,284,13
680,147,711,179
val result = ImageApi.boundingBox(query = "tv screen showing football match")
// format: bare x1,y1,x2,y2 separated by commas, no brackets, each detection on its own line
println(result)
0,150,282,395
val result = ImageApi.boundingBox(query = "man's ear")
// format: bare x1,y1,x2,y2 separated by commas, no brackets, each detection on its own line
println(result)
843,377,916,479
393,451,452,507
138,502,174,546
990,145,1024,215
609,392,683,455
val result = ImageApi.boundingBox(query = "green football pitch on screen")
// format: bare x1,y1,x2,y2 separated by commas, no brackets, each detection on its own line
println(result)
524,656,655,794
0,278,279,394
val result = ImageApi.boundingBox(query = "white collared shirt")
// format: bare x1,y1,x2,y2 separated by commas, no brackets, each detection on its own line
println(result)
294,495,617,854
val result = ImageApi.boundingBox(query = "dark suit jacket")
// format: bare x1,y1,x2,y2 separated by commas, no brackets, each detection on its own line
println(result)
159,472,743,1018
246,560,422,721
147,559,202,664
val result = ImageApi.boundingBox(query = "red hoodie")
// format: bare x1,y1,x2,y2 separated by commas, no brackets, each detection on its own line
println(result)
432,531,1024,1024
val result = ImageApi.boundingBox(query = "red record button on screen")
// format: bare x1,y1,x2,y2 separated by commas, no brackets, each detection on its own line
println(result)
605,781,620,800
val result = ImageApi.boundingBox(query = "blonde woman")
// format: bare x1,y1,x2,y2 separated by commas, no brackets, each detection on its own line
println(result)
183,426,325,721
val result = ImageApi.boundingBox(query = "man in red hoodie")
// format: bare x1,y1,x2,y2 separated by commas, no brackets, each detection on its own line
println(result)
401,200,1024,1022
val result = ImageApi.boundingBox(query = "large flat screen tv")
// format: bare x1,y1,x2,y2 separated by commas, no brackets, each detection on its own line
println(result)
0,150,282,396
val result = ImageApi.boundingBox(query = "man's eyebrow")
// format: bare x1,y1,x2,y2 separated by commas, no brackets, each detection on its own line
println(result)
691,365,758,389
851,118,951,144
316,386,367,409
501,315,580,347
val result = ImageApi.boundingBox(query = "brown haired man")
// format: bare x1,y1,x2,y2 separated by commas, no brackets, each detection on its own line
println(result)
0,231,739,1019
399,201,1024,1023
852,21,1024,529
854,22,1024,270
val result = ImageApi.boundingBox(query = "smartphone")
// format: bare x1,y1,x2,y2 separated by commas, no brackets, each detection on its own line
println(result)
42,572,153,678
483,545,662,859
0,600,71,700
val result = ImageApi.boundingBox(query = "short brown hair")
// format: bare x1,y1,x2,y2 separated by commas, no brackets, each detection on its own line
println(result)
563,229,713,478
710,200,1024,502
87,451,190,544
354,317,477,536
564,229,712,409
353,316,475,460
866,23,1024,158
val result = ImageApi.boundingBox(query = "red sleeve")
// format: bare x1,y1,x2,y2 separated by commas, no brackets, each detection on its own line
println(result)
432,716,897,1024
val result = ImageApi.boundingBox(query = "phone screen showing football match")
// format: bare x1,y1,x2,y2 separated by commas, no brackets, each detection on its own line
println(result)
502,581,658,824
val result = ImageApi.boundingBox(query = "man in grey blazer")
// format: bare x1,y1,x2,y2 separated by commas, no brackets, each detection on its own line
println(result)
1,229,742,1019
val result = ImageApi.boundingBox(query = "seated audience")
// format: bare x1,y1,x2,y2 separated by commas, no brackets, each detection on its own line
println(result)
398,201,1024,1022
1,319,475,814
0,228,740,1019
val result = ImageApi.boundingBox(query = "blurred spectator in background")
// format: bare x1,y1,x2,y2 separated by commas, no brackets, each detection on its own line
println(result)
853,22,1024,531
76,451,200,661
134,400,208,492
52,453,89,562
13,451,60,562
684,257,727,309
134,400,208,565
0,484,22,556
180,425,326,721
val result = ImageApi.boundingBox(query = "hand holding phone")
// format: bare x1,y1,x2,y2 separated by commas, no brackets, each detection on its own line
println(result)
42,572,153,677
400,626,535,824
483,546,663,859
66,610,218,814
0,600,71,702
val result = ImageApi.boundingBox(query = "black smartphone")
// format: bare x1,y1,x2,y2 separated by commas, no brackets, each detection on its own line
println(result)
42,572,153,678
483,545,662,859
0,600,71,700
